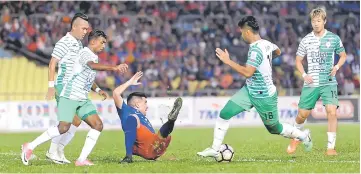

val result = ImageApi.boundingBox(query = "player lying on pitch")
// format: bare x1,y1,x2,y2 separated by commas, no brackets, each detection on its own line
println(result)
112,72,183,163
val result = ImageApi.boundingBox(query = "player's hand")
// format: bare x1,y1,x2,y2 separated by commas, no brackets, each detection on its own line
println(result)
120,155,133,163
215,48,231,64
128,71,143,86
98,90,109,101
114,64,128,74
329,65,339,76
303,74,314,84
46,87,56,100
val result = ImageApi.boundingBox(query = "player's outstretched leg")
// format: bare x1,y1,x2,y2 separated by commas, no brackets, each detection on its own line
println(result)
197,100,245,158
287,108,311,154
21,122,71,165
159,97,183,138
47,116,81,164
75,115,103,166
276,122,313,152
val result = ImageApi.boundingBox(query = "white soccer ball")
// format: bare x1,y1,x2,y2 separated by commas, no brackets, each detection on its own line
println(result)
215,144,234,162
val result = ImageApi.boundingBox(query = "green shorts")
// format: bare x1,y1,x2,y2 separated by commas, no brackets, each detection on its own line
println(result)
57,97,97,123
298,85,339,110
229,86,279,126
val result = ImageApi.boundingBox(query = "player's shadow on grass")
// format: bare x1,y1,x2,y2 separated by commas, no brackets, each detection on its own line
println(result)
95,156,157,164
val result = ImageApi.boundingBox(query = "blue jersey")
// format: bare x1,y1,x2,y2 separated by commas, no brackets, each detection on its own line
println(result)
116,101,155,133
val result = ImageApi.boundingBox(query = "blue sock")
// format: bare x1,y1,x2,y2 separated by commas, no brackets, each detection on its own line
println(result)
159,120,175,138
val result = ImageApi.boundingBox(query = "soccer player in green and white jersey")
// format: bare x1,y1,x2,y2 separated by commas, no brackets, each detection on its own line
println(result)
197,16,313,158
20,13,90,166
286,8,347,156
21,26,127,165
39,12,89,165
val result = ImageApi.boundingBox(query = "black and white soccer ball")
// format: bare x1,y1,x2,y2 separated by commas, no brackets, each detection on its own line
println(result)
215,144,234,162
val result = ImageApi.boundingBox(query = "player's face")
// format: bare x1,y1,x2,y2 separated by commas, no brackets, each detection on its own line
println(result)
137,97,148,116
74,19,89,40
311,16,326,33
240,27,250,44
94,37,107,53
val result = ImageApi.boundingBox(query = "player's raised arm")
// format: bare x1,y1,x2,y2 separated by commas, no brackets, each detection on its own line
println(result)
112,71,143,108
215,48,256,78
79,50,128,73
87,61,128,73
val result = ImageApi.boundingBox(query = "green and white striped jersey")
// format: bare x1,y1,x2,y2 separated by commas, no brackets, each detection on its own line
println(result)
52,32,83,86
245,39,278,98
296,30,345,87
60,47,98,101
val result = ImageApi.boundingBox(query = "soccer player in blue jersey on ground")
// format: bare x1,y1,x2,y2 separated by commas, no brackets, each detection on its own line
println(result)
112,71,183,163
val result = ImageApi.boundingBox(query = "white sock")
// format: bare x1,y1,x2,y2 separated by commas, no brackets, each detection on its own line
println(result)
327,132,336,149
49,135,63,154
294,121,304,130
78,129,101,162
280,123,307,141
58,124,78,152
28,126,61,150
211,117,230,151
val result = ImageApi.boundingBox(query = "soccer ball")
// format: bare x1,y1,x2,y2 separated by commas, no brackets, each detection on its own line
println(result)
215,144,234,162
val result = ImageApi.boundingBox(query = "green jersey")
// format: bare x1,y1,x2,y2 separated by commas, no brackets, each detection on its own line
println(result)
52,32,83,86
245,39,279,98
296,30,345,87
61,47,98,101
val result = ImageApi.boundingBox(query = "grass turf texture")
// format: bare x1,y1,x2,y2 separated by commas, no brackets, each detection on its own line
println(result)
0,124,359,173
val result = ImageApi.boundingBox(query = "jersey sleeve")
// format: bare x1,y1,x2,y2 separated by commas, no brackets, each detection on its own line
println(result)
116,101,137,128
79,50,95,67
51,41,69,60
246,49,263,68
335,36,345,54
272,43,279,51
296,38,307,58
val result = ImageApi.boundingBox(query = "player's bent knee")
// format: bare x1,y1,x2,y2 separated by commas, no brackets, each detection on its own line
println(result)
58,122,71,134
72,116,82,127
265,122,282,135
92,121,103,132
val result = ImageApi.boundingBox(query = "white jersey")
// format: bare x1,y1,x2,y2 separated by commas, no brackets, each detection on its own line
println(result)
60,47,98,101
52,32,83,86
296,30,345,87
245,39,278,98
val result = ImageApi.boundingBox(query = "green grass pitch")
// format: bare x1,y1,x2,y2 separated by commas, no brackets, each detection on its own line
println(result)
0,124,359,173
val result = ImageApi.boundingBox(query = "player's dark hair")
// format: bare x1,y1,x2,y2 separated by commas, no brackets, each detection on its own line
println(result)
127,92,147,104
88,29,107,42
238,16,259,33
70,12,89,29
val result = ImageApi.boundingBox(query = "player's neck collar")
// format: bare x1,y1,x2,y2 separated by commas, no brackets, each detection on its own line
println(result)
85,47,97,56
66,32,78,41
249,39,263,46
312,29,328,39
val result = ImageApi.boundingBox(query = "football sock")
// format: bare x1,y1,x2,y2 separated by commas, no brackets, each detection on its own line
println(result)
327,132,336,149
78,129,101,162
211,117,230,151
58,124,77,152
29,126,61,150
159,120,175,138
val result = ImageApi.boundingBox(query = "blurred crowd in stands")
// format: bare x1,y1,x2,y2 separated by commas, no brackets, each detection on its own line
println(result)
0,1,359,96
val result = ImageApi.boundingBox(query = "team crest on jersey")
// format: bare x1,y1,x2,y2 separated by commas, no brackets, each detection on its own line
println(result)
325,39,331,48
